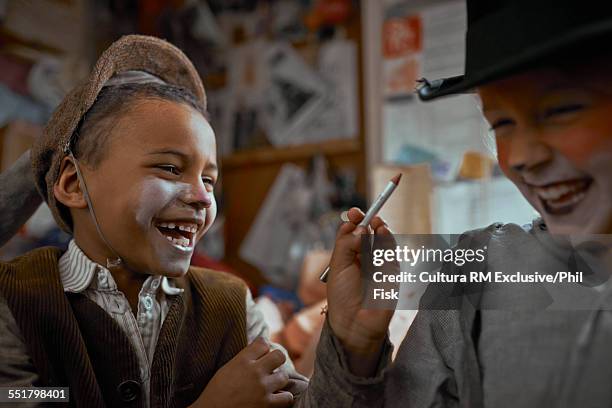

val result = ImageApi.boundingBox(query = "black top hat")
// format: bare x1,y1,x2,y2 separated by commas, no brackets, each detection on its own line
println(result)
417,0,612,101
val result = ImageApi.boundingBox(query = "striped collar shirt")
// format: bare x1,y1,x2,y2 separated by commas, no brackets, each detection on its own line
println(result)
58,240,183,407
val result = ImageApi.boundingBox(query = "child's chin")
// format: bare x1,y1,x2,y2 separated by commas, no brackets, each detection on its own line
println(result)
153,260,191,278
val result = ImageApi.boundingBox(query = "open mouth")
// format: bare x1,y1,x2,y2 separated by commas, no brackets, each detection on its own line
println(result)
154,220,199,251
532,178,593,215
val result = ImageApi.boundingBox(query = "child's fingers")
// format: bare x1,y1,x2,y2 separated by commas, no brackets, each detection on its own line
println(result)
257,348,286,373
347,207,365,224
372,225,398,269
264,370,290,393
330,225,366,275
268,390,294,407
337,220,358,238
241,337,270,360
376,224,392,235
330,209,370,275
369,215,388,232
345,211,390,237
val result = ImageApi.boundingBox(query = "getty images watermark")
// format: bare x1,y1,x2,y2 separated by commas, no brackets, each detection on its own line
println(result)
360,233,611,311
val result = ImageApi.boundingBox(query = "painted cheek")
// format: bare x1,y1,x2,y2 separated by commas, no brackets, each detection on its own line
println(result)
496,137,512,176
547,126,612,167
135,179,187,227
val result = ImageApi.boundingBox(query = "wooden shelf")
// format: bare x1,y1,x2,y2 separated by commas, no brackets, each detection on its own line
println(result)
221,138,361,168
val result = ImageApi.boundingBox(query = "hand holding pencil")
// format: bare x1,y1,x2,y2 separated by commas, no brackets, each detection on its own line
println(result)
320,173,401,282
323,173,401,377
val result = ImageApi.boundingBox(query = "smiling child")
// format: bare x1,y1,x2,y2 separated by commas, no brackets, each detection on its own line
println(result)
320,1,612,406
480,61,612,235
0,35,310,408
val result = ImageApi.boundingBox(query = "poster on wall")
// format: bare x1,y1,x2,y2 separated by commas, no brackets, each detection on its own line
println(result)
261,42,328,146
382,1,466,99
382,13,422,99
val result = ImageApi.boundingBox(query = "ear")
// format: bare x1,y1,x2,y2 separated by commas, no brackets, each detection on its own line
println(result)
53,156,88,209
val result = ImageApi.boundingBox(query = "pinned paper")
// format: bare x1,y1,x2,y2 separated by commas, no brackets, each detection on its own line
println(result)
299,39,358,142
261,43,328,146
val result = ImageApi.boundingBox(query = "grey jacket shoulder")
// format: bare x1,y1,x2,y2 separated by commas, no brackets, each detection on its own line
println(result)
383,218,545,408
459,217,544,243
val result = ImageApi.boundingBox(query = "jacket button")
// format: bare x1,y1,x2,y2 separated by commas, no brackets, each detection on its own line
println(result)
117,380,141,402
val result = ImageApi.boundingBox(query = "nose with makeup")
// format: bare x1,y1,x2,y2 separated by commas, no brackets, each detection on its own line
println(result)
506,133,554,174
178,177,214,210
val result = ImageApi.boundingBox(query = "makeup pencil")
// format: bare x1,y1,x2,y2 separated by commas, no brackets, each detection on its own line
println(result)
319,173,402,282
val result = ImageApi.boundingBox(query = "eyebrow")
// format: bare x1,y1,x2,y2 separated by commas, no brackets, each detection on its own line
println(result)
147,149,218,171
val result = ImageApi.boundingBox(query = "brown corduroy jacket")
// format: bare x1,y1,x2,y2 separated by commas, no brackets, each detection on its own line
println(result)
0,246,247,408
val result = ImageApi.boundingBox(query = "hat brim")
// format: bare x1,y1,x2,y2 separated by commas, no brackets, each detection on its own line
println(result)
417,20,612,101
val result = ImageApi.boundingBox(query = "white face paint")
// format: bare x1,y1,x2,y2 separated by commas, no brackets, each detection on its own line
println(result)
514,151,612,235
134,177,215,277
70,98,219,278
478,66,612,235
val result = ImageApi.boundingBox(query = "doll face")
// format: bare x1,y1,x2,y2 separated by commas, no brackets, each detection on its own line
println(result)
71,98,217,277
478,64,612,234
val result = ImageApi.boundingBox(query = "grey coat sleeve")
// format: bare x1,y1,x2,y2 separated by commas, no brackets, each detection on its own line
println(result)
292,318,393,408
245,291,394,407
383,310,462,408
0,150,42,247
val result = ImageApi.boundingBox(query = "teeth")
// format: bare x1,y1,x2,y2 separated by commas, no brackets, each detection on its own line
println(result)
156,221,199,239
157,222,197,232
178,225,197,233
165,236,190,247
546,191,587,209
534,180,589,201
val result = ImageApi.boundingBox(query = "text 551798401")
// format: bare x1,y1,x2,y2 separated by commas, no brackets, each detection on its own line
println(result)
0,387,69,402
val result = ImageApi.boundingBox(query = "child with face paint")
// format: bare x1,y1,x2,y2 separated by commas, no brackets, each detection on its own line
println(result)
0,35,296,408
0,35,396,408
322,1,612,407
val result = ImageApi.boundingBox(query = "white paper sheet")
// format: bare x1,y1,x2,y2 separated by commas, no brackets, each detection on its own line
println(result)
261,43,328,146
239,164,311,286
298,39,359,142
